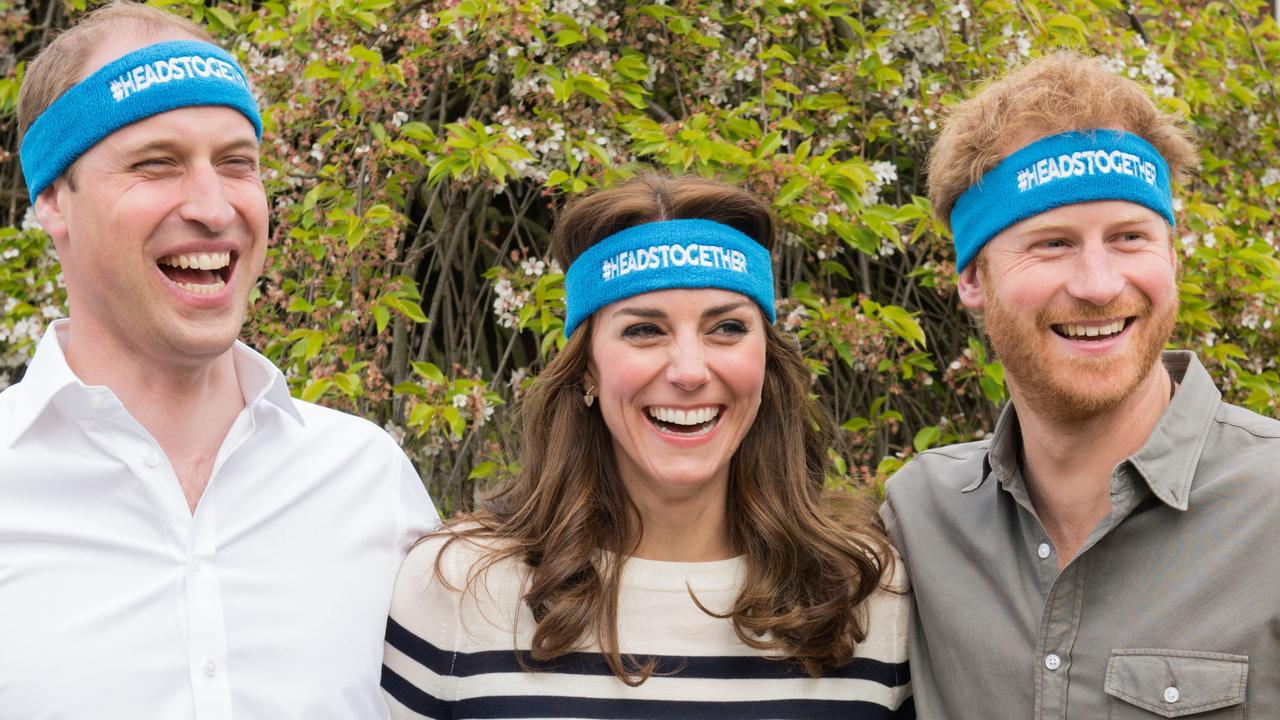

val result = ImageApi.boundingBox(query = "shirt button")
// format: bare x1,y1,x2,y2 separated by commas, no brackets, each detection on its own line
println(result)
144,452,160,467
204,660,217,678
1037,543,1052,559
191,559,203,574
1164,686,1180,703
88,395,108,410
1044,653,1062,671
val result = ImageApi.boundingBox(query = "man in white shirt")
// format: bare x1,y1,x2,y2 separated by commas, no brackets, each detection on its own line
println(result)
1,4,438,718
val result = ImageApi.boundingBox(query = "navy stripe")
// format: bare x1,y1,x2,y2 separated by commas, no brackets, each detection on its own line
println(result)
893,695,916,720
382,664,453,719
453,695,898,719
386,616,909,686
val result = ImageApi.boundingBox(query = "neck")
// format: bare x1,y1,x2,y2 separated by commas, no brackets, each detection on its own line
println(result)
1013,359,1171,569
61,319,245,512
622,472,735,563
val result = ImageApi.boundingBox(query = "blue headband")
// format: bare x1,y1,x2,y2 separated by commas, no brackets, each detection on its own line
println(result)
950,130,1175,271
20,40,263,205
563,219,776,338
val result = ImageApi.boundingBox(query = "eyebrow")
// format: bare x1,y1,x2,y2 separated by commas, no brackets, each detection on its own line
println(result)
614,300,752,321
1023,215,1160,235
119,136,259,158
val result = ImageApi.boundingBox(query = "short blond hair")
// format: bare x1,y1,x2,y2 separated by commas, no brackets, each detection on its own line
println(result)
17,1,211,139
927,51,1198,228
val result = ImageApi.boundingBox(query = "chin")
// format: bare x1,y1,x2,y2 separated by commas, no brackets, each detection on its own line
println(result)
162,325,244,361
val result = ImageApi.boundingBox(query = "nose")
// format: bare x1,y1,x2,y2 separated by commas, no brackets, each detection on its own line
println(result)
1064,238,1125,306
665,331,711,391
178,163,237,232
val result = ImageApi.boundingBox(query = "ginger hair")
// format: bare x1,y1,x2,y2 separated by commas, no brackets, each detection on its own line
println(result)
927,51,1199,228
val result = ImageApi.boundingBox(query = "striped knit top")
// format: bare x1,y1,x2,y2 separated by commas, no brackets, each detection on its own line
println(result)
382,536,914,719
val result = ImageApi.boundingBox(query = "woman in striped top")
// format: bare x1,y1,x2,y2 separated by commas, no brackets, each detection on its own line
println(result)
382,174,913,719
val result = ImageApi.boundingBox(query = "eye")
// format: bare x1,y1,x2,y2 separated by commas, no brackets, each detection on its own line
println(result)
1035,238,1070,250
1117,231,1145,243
132,158,177,175
710,319,749,337
220,155,259,176
621,322,663,339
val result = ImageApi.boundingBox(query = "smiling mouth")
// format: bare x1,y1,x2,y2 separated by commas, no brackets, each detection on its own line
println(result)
647,406,722,437
157,251,234,295
1051,317,1133,341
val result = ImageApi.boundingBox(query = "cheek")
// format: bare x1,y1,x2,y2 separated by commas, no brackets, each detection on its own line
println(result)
719,342,767,404
593,346,660,403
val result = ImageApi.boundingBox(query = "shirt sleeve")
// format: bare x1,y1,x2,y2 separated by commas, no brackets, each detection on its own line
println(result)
393,451,440,559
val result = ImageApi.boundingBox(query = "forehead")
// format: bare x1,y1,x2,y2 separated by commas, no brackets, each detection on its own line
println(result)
78,28,203,80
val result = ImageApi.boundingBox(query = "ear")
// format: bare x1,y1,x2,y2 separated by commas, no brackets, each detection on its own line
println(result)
956,260,987,311
33,180,71,254
1166,222,1180,275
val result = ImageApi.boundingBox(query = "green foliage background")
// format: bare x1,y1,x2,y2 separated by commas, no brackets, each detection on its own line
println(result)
3,0,1279,513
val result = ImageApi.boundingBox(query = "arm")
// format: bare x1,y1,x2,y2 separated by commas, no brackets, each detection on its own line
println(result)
382,539,461,720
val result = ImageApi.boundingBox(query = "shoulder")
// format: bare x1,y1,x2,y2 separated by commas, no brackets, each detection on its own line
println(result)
291,399,400,447
1213,401,1280,441
883,438,990,505
392,530,527,617
278,399,417,474
856,548,911,664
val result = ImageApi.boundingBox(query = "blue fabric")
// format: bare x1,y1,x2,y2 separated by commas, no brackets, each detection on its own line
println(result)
20,40,262,205
563,219,776,339
950,130,1175,271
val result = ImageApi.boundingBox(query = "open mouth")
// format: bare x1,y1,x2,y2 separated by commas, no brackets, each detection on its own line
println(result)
646,406,722,437
1051,317,1133,341
157,251,234,295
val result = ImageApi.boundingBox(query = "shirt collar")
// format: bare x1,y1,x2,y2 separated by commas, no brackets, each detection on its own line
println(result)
1126,351,1218,510
966,350,1218,511
5,319,303,447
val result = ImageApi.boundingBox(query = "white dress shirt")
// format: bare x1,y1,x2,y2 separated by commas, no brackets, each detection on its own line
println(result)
0,321,439,720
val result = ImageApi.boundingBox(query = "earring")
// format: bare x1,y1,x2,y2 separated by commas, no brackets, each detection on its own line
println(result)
583,384,596,407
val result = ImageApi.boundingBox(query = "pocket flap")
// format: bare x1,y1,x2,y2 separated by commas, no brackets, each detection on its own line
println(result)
1105,649,1247,718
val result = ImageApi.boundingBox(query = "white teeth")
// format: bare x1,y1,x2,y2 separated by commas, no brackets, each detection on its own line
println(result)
174,279,226,295
158,251,231,270
648,406,720,426
1060,320,1125,338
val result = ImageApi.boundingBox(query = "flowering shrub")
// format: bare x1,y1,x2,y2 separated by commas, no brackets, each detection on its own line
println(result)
3,0,1280,511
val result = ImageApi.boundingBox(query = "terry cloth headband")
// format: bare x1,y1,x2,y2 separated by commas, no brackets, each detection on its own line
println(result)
950,130,1175,271
563,218,776,339
20,39,263,206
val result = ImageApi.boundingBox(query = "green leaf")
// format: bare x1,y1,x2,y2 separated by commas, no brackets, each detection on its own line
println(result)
913,425,941,453
300,378,333,403
383,295,428,323
775,176,808,206
411,361,446,384
206,6,237,31
468,461,498,480
373,305,390,334
1045,14,1088,41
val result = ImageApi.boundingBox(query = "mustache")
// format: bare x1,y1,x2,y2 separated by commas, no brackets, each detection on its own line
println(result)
1036,296,1152,327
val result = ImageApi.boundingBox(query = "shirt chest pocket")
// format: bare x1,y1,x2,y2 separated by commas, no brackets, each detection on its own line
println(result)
1105,649,1247,719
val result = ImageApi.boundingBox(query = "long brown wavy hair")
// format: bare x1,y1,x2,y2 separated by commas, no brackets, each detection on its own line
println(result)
434,172,894,683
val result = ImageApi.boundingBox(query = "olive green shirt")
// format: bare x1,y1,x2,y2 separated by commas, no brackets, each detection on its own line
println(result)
882,351,1280,718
